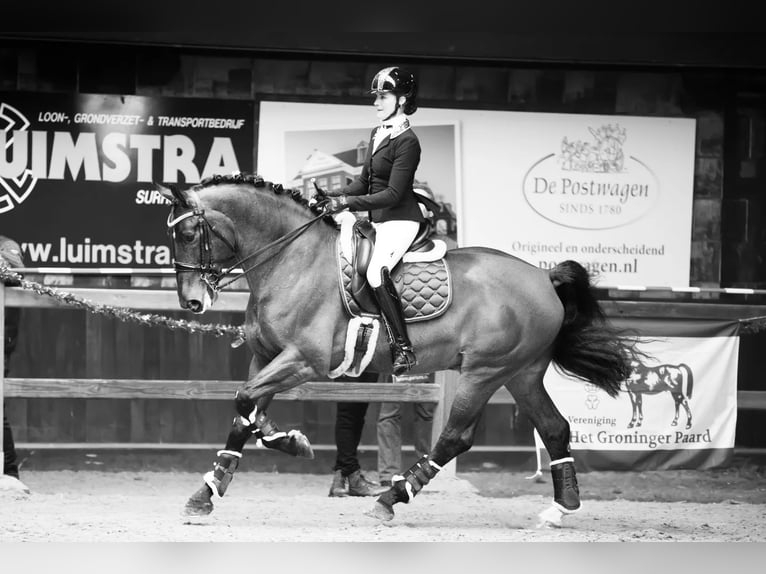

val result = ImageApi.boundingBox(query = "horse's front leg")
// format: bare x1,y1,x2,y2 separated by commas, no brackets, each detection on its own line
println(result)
183,349,318,517
234,346,320,460
184,413,255,517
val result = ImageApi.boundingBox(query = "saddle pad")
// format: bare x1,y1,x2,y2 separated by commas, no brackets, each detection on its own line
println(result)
337,246,452,323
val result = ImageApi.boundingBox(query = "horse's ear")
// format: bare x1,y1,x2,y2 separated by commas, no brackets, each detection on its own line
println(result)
156,183,188,207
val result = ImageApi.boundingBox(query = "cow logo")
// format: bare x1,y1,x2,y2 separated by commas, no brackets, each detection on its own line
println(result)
0,102,38,214
623,359,694,429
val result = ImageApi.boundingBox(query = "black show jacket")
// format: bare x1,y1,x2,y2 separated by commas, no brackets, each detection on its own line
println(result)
342,126,425,223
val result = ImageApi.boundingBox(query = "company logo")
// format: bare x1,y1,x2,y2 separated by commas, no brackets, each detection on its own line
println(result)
522,124,659,230
0,103,38,214
0,98,245,215
623,359,694,430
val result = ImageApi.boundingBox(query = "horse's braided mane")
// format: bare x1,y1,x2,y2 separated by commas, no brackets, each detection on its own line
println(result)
193,172,336,227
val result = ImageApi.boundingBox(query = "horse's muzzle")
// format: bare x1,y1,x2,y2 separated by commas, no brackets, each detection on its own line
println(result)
185,298,205,314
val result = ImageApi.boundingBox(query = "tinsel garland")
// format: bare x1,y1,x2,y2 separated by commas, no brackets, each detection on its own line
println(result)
0,264,246,347
738,316,766,335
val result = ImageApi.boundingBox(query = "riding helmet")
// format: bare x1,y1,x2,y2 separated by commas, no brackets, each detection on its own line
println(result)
369,67,418,114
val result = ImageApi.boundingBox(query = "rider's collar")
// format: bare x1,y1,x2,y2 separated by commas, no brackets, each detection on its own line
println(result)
379,116,410,139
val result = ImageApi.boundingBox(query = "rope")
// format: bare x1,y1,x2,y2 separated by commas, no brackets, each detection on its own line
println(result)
0,264,247,347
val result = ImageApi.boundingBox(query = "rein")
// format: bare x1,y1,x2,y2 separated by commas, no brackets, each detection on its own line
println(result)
216,211,328,290
167,202,329,293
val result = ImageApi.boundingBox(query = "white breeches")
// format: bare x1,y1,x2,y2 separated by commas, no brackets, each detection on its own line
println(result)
367,220,420,288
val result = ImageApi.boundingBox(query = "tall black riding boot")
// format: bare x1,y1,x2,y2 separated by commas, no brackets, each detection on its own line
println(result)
373,268,416,375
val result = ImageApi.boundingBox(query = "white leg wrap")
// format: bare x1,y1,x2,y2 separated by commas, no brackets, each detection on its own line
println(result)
550,456,574,467
204,471,223,499
261,431,288,442
392,473,413,503
216,450,242,458
552,500,582,515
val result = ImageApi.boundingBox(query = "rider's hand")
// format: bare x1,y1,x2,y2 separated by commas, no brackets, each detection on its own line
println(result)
311,178,327,199
325,196,348,214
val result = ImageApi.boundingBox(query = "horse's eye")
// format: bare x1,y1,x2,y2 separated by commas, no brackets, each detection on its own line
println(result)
180,229,196,243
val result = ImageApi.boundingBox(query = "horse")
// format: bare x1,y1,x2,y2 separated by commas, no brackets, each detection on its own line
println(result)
624,360,694,429
157,173,639,526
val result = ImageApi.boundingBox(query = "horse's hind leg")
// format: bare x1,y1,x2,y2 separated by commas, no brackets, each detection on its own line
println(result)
367,370,499,521
671,393,681,426
627,392,638,428
506,364,582,525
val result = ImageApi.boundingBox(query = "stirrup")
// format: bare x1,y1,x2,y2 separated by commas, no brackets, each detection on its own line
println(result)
392,348,416,375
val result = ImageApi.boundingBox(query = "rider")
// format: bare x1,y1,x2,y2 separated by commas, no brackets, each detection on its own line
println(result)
324,66,424,375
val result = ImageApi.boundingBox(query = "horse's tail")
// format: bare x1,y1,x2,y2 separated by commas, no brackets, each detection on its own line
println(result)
681,363,693,399
548,260,638,398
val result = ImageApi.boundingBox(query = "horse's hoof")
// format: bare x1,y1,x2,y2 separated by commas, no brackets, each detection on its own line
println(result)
183,485,214,516
364,500,395,522
264,431,315,459
288,430,315,459
536,505,564,529
183,498,214,517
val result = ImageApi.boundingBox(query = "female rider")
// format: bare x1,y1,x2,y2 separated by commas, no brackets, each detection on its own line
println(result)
325,66,424,375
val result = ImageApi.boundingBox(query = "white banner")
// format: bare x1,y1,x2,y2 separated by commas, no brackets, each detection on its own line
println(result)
258,102,696,287
539,320,739,470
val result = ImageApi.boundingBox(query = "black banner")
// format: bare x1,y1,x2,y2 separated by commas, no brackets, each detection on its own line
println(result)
0,92,254,269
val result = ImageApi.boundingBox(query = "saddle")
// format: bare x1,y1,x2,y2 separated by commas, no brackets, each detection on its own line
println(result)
335,212,452,322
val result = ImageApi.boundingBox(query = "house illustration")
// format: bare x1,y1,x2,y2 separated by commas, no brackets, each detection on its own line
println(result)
289,140,368,198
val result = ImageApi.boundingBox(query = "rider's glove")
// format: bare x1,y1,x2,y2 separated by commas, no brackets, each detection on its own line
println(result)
325,195,349,214
311,178,328,201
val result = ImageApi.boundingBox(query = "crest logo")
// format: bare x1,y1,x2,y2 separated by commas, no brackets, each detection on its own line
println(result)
522,123,659,230
0,102,38,214
559,124,627,173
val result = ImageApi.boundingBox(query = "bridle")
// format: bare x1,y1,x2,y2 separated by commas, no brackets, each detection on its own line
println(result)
166,194,329,294
166,206,237,292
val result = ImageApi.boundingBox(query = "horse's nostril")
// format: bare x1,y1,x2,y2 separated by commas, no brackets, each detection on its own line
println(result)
187,299,203,313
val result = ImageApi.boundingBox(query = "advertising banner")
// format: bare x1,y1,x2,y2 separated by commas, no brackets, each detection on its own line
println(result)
257,101,695,287
0,93,254,269
538,319,739,471
461,113,696,287
257,100,461,249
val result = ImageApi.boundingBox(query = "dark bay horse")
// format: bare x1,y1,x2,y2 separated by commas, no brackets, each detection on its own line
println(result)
158,173,638,526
